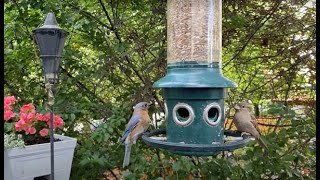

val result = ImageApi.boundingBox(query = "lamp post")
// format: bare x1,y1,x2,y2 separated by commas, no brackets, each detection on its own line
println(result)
33,12,68,180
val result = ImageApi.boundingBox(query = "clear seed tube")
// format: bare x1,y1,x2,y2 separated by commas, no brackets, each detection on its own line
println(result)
167,0,222,65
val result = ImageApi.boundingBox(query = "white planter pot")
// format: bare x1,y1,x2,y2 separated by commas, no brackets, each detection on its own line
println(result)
4,134,77,180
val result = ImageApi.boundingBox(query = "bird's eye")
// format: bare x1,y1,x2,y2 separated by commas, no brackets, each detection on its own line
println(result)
242,105,245,108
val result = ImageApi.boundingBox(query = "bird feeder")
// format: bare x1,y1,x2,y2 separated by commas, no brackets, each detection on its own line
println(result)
142,0,250,156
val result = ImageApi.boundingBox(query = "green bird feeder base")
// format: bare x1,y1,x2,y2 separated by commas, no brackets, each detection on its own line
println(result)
147,62,249,156
142,129,251,156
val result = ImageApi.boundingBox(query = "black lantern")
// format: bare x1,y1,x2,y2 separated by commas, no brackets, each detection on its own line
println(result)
33,12,68,180
33,12,68,84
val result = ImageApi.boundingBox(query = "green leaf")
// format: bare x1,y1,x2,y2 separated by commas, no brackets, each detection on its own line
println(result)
172,162,181,171
79,158,90,166
70,114,76,121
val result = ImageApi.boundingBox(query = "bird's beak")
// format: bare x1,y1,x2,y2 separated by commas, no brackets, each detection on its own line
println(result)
147,102,154,107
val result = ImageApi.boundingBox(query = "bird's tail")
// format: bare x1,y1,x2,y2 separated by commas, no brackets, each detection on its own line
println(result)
257,137,268,149
123,144,132,168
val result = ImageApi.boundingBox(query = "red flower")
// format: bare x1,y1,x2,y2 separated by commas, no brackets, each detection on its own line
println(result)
4,104,12,112
4,110,15,121
46,114,64,129
22,125,36,135
4,96,17,107
20,103,36,114
20,112,35,124
35,113,46,121
42,113,51,122
39,128,49,137
15,119,26,132
4,96,17,120
28,127,36,135
54,115,64,128
5,96,65,139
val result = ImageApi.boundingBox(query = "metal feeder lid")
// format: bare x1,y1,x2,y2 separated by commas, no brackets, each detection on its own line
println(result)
153,66,237,88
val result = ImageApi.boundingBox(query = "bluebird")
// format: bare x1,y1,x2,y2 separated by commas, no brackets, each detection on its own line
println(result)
121,102,151,168
233,102,267,148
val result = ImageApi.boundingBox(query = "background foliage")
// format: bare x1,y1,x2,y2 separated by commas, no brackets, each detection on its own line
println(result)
4,0,316,179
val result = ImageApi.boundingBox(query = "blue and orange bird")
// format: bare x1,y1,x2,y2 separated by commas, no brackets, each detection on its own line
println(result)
121,102,151,168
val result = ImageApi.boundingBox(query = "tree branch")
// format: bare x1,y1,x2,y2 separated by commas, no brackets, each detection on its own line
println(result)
4,79,28,104
97,0,164,110
59,67,108,106
223,1,282,69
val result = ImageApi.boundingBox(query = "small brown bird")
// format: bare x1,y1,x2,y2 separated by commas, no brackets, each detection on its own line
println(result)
233,102,267,148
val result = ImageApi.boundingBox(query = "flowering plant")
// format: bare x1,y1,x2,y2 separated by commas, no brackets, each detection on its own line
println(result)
4,96,64,147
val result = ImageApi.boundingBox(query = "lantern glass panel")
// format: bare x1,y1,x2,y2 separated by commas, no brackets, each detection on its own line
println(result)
34,29,68,57
41,57,59,84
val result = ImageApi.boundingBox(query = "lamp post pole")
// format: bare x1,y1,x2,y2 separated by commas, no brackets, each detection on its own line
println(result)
46,83,55,180
32,12,68,180
50,108,54,180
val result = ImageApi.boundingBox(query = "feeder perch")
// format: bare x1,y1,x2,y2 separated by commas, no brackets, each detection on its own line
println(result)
142,0,250,156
